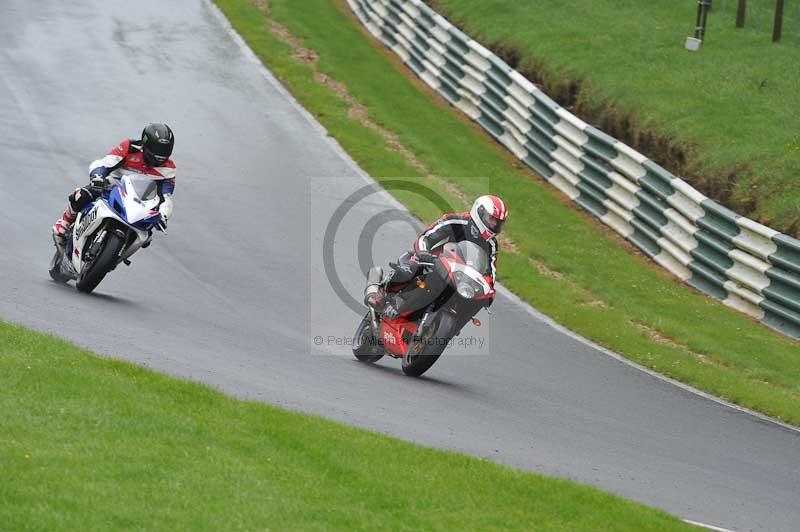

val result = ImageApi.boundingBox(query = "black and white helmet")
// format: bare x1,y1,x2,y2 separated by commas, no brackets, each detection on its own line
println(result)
141,123,174,166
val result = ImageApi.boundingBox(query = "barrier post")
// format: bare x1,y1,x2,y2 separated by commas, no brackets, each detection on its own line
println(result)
695,0,712,39
736,0,746,27
773,0,784,42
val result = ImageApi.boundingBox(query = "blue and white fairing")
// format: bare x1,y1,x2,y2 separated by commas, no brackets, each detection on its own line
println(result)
69,173,162,275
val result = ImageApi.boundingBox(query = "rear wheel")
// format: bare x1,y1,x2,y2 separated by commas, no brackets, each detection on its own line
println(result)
76,229,125,293
352,312,384,363
401,312,454,377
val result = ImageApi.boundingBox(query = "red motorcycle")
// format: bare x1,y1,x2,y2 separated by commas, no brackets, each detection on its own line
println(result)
352,241,494,377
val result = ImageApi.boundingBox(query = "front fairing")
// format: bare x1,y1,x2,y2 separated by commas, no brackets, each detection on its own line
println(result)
438,242,493,300
109,174,162,230
70,200,123,273
69,176,158,273
384,247,492,357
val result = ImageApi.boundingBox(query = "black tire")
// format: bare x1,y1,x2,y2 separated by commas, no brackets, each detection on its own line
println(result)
76,230,125,293
401,312,455,377
352,312,384,363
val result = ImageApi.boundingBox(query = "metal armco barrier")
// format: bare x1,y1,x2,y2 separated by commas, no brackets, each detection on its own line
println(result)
345,0,800,340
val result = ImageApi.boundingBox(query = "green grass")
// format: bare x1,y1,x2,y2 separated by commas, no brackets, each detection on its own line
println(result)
431,0,800,234
213,0,800,426
0,321,694,530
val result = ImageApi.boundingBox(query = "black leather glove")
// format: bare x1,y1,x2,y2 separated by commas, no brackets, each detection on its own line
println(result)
89,174,109,189
415,250,436,264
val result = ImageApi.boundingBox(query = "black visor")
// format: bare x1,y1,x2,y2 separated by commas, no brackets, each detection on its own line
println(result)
148,140,173,159
479,206,505,234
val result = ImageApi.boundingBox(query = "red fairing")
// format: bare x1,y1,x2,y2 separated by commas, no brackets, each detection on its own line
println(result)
380,317,418,358
475,286,495,301
441,244,495,295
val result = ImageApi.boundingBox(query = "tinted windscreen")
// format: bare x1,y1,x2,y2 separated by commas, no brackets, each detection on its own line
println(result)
128,175,158,201
458,241,489,274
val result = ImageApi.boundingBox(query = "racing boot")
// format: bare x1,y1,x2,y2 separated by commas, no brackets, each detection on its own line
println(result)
363,266,385,310
52,208,75,251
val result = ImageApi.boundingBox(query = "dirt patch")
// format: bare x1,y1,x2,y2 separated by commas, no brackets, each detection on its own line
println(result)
631,321,727,368
631,321,685,350
497,234,518,254
530,257,564,281
580,299,608,309
268,19,319,66
528,257,609,308
252,0,270,14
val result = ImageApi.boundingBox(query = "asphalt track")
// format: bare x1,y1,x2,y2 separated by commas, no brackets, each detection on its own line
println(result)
1,1,798,530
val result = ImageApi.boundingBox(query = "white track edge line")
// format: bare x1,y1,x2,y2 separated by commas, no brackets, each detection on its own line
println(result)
683,518,737,532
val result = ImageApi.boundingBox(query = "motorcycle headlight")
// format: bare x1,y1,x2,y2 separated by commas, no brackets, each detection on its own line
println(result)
453,270,485,299
457,281,476,299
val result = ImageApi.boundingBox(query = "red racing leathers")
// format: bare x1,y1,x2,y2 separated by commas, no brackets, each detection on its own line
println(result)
88,138,176,191
53,139,176,242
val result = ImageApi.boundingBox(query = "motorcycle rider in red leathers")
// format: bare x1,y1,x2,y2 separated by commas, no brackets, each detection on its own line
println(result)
52,123,176,250
366,195,508,319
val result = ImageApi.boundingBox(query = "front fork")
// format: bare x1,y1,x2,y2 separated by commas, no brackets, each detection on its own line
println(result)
365,265,385,333
413,304,437,343
83,229,107,263
369,307,379,333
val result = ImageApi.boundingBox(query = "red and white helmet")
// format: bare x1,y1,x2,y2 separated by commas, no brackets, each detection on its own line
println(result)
470,195,508,240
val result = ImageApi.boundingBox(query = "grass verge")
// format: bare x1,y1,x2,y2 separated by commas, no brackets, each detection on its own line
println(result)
429,0,800,235
211,0,800,426
0,321,694,530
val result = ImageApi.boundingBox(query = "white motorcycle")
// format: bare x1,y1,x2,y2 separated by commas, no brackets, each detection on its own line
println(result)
49,173,167,293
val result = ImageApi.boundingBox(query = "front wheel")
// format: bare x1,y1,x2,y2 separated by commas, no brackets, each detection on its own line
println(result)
401,312,455,377
352,312,384,363
76,229,125,293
